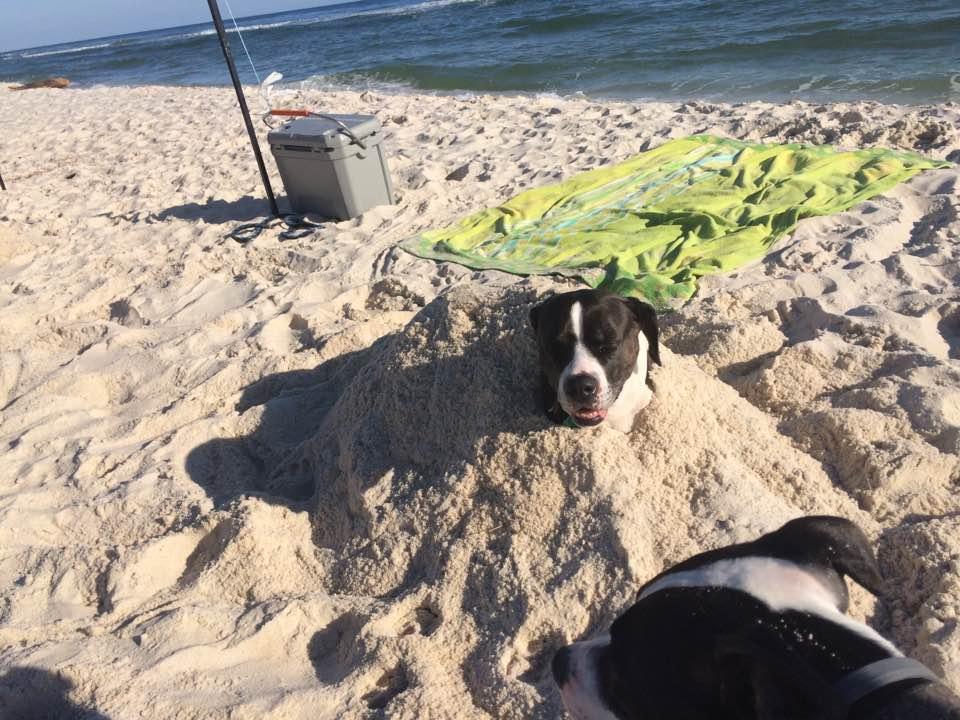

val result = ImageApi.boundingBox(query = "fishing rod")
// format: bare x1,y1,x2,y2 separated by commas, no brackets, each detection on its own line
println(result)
206,0,279,217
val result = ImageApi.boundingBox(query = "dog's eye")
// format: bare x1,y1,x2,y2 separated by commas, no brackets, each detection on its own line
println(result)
596,344,616,355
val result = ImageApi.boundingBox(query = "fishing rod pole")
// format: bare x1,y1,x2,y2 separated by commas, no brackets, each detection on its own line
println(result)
206,0,279,217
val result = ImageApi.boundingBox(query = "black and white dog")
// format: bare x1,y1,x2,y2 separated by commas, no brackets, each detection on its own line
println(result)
529,289,661,431
552,516,960,719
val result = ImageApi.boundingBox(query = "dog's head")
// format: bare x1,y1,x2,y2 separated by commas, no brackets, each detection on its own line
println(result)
529,289,660,427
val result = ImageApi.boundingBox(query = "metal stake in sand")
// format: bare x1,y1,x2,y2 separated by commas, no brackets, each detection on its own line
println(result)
206,0,279,217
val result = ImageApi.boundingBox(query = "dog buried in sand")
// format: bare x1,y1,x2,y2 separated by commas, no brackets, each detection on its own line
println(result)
530,289,661,432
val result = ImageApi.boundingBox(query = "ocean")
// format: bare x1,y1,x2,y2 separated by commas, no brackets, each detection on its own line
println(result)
2,0,959,104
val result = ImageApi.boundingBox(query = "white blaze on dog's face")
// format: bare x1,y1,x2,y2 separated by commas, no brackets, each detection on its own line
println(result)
552,635,620,720
557,302,611,424
530,290,661,429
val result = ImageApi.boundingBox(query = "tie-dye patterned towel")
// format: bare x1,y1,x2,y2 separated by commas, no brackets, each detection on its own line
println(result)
402,135,947,305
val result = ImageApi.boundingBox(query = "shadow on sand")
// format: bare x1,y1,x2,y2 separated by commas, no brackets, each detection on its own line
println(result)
0,666,111,720
153,195,275,224
183,290,545,715
183,314,540,512
183,339,385,510
91,195,281,226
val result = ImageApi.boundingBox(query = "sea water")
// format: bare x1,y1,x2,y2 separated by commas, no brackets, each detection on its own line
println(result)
2,0,958,103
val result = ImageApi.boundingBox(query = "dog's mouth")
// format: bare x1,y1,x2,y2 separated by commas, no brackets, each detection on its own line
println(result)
571,407,608,426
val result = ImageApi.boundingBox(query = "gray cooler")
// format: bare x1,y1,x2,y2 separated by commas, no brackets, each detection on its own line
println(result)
268,114,393,220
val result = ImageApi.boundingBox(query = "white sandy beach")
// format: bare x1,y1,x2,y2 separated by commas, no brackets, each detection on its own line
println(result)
0,84,959,718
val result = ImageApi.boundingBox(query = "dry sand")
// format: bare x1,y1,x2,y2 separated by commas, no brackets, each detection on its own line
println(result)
0,84,958,718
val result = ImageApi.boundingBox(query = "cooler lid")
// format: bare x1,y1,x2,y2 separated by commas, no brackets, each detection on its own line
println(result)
267,114,382,150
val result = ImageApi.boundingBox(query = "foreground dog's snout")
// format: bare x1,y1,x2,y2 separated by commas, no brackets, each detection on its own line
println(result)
552,645,573,685
565,373,599,403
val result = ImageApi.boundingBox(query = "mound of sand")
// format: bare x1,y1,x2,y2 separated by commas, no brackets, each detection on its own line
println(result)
260,284,867,717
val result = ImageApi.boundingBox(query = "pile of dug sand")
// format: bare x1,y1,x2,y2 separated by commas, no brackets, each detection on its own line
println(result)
279,283,875,717
207,273,958,718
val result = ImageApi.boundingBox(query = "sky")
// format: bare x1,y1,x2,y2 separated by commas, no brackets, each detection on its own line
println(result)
0,0,350,52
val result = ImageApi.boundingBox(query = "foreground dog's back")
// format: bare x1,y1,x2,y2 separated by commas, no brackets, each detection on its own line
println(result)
553,516,960,719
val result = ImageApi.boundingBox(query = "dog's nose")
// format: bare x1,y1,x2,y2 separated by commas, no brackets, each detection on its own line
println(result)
565,373,599,402
552,645,573,686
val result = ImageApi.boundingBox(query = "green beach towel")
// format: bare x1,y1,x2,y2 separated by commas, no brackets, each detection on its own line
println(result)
403,135,947,305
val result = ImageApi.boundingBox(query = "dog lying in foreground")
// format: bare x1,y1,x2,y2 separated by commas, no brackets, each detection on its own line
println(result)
553,516,960,719
530,289,660,432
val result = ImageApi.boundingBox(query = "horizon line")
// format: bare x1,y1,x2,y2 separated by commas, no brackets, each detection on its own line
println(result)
1,0,361,54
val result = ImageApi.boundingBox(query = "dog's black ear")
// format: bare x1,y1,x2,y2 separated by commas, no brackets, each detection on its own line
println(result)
770,516,884,598
715,634,844,720
529,302,541,335
624,297,661,366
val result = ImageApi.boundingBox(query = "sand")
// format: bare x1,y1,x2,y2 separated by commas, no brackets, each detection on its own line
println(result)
0,84,958,719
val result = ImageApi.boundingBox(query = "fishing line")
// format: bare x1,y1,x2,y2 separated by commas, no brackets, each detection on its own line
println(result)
215,0,330,242
214,1,332,242
222,0,261,85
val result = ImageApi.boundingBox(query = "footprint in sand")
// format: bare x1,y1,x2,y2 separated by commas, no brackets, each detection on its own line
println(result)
936,303,960,360
502,628,566,684
308,611,369,685
374,598,442,639
361,665,410,710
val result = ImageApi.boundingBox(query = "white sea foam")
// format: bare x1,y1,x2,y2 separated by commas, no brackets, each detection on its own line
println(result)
349,0,486,20
159,0,484,45
21,43,113,58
